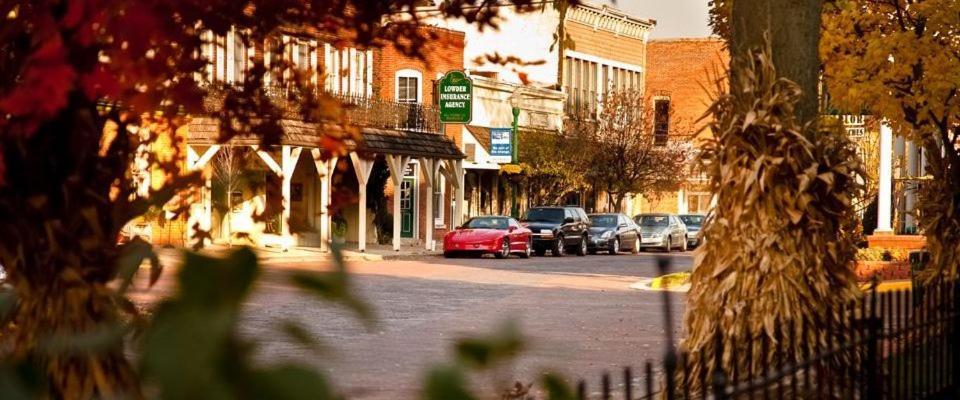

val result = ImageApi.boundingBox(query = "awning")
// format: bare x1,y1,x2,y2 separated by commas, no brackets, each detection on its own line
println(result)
358,128,464,160
464,125,491,152
186,118,464,160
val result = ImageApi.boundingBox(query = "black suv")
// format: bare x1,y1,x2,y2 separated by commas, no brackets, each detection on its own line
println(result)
522,206,591,257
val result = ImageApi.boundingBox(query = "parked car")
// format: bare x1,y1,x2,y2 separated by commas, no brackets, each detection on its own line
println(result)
443,216,532,259
522,206,590,257
587,213,641,255
678,214,706,248
634,213,688,252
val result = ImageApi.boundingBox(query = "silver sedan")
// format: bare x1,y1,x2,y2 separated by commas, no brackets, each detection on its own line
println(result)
634,213,688,252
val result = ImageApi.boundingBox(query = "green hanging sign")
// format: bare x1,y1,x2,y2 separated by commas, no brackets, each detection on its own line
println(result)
438,71,473,124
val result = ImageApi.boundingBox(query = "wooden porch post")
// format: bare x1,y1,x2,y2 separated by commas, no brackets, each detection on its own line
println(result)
385,155,411,252
279,146,302,249
419,158,440,250
442,158,466,228
311,149,337,252
350,153,375,252
186,145,220,246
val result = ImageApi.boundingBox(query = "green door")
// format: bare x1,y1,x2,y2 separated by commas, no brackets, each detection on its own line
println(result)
400,177,415,238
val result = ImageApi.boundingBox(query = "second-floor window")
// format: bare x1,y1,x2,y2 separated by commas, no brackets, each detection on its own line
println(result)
654,98,670,146
323,45,373,97
201,27,250,84
265,35,318,87
396,69,422,104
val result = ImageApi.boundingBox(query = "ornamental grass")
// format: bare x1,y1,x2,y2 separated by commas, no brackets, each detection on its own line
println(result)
681,42,865,394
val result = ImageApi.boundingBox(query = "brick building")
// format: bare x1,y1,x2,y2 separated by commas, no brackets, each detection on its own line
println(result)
633,38,729,215
419,1,655,215
126,24,468,252
371,26,467,248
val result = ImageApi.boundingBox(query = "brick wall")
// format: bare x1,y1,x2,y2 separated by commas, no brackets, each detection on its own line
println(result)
565,22,647,66
645,39,729,141
374,26,465,105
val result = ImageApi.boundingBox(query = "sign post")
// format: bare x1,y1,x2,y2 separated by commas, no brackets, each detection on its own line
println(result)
438,71,473,124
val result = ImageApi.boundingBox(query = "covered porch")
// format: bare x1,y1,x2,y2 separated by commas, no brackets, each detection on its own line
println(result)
184,119,465,253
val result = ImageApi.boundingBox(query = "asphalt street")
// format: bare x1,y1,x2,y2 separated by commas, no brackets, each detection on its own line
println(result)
131,251,694,399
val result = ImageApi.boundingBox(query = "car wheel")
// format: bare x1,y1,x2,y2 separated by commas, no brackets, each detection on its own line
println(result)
443,251,456,259
534,248,546,257
663,236,672,253
552,236,565,257
609,238,620,255
519,239,531,259
576,236,587,256
631,237,640,254
681,236,688,252
494,238,510,259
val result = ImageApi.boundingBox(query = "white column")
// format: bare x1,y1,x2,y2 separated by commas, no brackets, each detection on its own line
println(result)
350,153,375,252
876,121,894,234
186,145,220,247
905,140,918,230
677,188,687,214
280,146,302,250
455,159,465,227
420,159,439,250
312,149,337,252
386,155,411,252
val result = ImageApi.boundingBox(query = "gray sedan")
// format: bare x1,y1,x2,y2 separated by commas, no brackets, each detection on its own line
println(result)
634,213,688,252
678,214,706,248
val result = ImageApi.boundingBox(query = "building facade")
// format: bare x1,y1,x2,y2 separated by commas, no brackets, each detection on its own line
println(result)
127,25,469,252
420,1,655,215
637,38,728,216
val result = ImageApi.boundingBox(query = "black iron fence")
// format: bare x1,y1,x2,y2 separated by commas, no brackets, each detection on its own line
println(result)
576,259,960,399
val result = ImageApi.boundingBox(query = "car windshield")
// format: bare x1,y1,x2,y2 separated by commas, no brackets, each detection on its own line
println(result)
590,215,618,227
637,216,669,227
679,215,704,227
463,217,509,230
525,208,564,223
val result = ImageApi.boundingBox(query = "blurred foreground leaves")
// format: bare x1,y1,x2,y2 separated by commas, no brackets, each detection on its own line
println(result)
1,245,572,399
422,320,575,400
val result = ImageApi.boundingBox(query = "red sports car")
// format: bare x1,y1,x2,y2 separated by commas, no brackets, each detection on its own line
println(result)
443,216,532,259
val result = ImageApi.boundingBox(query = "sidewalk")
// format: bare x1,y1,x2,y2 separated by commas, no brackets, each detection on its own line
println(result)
154,242,441,267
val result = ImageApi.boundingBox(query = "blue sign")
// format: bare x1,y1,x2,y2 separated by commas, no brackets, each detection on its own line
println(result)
490,128,512,162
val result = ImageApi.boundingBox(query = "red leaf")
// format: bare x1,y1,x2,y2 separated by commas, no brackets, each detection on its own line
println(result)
61,0,86,29
80,65,120,100
0,36,76,137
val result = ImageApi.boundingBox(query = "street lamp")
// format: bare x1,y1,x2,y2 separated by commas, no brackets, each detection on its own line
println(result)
507,88,527,219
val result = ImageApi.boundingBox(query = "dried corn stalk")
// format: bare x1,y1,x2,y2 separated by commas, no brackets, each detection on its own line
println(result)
681,43,864,394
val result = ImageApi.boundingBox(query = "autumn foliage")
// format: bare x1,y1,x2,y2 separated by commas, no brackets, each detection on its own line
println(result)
0,0,549,397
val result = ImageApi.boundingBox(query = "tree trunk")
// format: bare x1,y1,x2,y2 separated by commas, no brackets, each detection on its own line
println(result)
612,192,625,213
226,189,233,248
731,0,821,125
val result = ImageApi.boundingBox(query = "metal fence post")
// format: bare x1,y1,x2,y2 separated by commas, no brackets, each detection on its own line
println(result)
953,279,960,396
711,330,728,400
865,289,881,399
657,257,677,399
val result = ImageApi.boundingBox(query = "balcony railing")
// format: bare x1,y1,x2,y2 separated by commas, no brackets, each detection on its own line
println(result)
204,85,441,134
336,93,441,133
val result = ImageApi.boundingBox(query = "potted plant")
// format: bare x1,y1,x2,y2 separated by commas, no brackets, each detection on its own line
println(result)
332,214,347,245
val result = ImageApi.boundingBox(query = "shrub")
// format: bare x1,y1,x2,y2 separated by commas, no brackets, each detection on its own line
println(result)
856,248,910,262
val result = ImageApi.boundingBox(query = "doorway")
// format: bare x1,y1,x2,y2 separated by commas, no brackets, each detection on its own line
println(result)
400,177,415,238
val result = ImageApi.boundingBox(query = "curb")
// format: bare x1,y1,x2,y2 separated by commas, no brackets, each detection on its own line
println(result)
155,250,441,267
629,277,690,293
